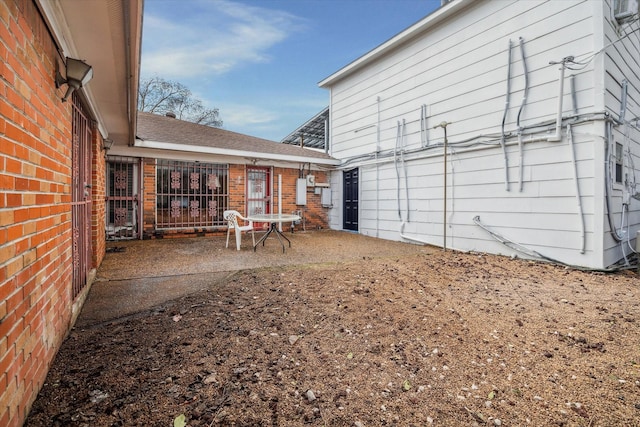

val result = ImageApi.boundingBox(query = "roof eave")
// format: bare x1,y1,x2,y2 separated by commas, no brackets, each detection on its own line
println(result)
37,0,143,146
318,0,473,88
134,139,342,166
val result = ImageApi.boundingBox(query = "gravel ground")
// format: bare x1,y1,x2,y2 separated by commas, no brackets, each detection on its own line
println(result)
25,231,640,426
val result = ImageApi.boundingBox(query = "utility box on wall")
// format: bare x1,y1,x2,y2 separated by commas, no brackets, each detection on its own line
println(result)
321,187,332,207
296,178,307,205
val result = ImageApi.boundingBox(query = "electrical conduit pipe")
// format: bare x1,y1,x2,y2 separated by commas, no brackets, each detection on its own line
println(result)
517,37,529,192
567,124,586,253
528,56,573,144
500,39,513,191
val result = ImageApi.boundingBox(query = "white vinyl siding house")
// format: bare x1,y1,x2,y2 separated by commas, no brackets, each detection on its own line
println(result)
320,0,640,269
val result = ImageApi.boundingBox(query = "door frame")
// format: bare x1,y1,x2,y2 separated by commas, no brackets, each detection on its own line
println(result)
246,166,272,229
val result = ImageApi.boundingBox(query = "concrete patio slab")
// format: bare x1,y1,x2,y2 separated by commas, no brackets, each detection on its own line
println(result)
77,230,432,327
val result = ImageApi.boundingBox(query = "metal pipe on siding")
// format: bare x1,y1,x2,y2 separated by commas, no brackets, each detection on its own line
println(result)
433,121,450,251
567,125,585,253
547,58,568,142
376,96,380,237
401,119,410,222
570,75,578,115
619,79,628,122
443,123,448,251
517,37,529,192
527,56,571,144
394,121,403,220
420,104,429,147
500,39,513,191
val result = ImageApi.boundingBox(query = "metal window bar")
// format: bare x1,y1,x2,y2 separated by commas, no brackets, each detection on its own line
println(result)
106,156,139,240
71,92,92,300
246,167,271,217
156,160,229,229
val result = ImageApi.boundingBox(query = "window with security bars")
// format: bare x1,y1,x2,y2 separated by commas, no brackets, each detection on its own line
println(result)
156,160,228,229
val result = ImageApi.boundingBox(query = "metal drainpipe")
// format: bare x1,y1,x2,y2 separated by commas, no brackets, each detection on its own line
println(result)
434,121,450,251
376,96,381,237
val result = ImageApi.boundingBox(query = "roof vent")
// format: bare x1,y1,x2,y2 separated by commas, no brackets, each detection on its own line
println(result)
165,111,176,118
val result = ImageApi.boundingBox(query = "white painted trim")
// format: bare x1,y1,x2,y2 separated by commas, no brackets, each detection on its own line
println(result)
36,1,76,56
318,0,474,87
132,140,342,166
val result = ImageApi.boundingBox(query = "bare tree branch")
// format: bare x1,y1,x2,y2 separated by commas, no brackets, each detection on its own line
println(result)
138,77,223,128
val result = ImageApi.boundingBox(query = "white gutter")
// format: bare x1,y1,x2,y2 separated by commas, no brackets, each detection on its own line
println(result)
134,139,342,166
319,0,474,87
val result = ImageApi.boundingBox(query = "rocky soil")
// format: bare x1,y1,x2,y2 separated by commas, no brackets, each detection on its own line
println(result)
25,238,640,426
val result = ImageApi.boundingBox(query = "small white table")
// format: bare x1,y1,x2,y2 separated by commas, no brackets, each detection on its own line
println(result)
245,213,301,253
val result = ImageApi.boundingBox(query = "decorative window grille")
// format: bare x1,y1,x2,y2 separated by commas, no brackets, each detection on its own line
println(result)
106,157,139,240
247,167,270,217
156,160,228,229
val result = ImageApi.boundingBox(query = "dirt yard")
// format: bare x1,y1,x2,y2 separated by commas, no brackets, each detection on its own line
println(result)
25,233,640,426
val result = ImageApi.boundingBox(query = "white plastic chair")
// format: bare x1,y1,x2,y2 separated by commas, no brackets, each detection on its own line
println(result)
223,210,255,250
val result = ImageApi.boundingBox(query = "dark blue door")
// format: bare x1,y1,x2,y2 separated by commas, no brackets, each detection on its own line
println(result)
343,168,358,231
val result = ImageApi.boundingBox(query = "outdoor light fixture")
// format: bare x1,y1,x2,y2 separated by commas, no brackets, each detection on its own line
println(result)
55,57,93,102
102,139,114,151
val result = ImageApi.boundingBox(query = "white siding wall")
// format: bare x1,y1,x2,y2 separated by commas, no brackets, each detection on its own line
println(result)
601,0,640,267
325,0,630,268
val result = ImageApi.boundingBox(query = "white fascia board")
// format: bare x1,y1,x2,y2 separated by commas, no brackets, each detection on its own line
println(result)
318,0,474,88
134,140,341,166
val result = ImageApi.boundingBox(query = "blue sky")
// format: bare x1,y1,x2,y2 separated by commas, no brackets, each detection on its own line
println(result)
141,0,442,141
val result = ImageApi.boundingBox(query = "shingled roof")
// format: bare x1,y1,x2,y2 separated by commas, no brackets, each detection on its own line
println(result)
135,112,338,165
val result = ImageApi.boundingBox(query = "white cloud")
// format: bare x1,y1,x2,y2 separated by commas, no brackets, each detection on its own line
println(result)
219,103,279,130
142,0,304,79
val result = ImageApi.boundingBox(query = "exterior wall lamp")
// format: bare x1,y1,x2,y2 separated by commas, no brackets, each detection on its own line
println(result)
102,139,114,151
55,57,93,102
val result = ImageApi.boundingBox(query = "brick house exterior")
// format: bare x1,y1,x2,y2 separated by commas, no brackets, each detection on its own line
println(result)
109,112,339,240
0,1,142,425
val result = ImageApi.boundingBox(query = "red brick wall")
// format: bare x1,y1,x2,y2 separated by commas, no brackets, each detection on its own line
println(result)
91,134,107,268
228,164,246,214
272,167,329,230
0,1,106,425
142,158,156,238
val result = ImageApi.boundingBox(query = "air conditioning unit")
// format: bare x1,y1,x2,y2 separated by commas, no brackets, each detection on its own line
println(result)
614,0,638,24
